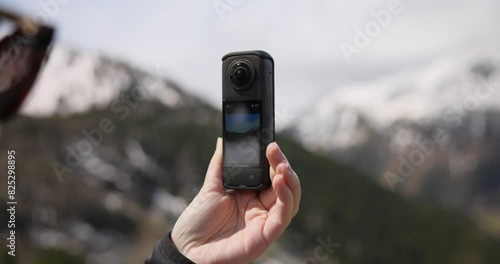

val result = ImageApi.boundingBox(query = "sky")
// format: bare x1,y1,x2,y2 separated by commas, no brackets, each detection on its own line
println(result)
2,0,499,116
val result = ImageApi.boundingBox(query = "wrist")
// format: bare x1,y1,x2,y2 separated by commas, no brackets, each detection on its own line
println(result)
169,233,179,250
170,231,192,259
158,231,195,264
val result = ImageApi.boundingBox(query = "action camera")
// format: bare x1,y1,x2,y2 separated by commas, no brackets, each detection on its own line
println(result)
222,50,274,190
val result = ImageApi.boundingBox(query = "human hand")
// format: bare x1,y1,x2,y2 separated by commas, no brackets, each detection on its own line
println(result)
171,138,301,264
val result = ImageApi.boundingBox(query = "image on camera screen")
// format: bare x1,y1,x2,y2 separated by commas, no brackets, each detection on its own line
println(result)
224,101,261,167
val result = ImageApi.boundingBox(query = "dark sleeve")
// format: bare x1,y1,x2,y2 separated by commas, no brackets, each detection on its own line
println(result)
144,231,195,264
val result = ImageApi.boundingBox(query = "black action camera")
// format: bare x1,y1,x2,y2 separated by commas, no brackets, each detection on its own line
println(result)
222,50,274,190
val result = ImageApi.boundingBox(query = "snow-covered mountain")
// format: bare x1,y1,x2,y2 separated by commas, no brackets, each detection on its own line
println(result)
5,45,500,261
291,49,500,151
21,46,183,116
18,45,500,210
287,49,500,225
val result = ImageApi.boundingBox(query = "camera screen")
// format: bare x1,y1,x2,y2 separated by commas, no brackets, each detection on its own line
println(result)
224,101,261,167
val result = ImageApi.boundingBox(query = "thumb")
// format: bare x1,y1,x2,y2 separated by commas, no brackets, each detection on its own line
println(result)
202,137,224,192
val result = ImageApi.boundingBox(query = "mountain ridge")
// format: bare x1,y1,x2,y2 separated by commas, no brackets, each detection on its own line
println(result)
290,49,500,150
2,46,500,263
287,49,500,238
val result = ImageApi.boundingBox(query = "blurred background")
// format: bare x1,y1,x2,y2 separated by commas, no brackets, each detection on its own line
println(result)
1,0,500,263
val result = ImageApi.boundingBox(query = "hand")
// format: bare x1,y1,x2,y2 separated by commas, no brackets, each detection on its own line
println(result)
171,138,301,264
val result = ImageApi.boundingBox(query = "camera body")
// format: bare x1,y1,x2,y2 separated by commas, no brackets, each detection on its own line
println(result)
222,50,274,190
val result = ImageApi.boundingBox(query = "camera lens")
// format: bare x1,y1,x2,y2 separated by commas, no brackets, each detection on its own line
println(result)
229,60,254,89
233,67,248,84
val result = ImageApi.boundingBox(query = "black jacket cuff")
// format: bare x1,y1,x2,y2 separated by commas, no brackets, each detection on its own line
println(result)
144,231,195,264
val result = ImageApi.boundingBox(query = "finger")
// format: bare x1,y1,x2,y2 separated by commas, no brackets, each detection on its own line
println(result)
260,142,289,210
263,174,294,244
258,186,277,210
258,157,277,208
278,163,301,216
202,137,224,192
266,142,287,182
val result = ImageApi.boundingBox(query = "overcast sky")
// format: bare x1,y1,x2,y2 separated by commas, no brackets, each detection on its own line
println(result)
2,0,499,115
